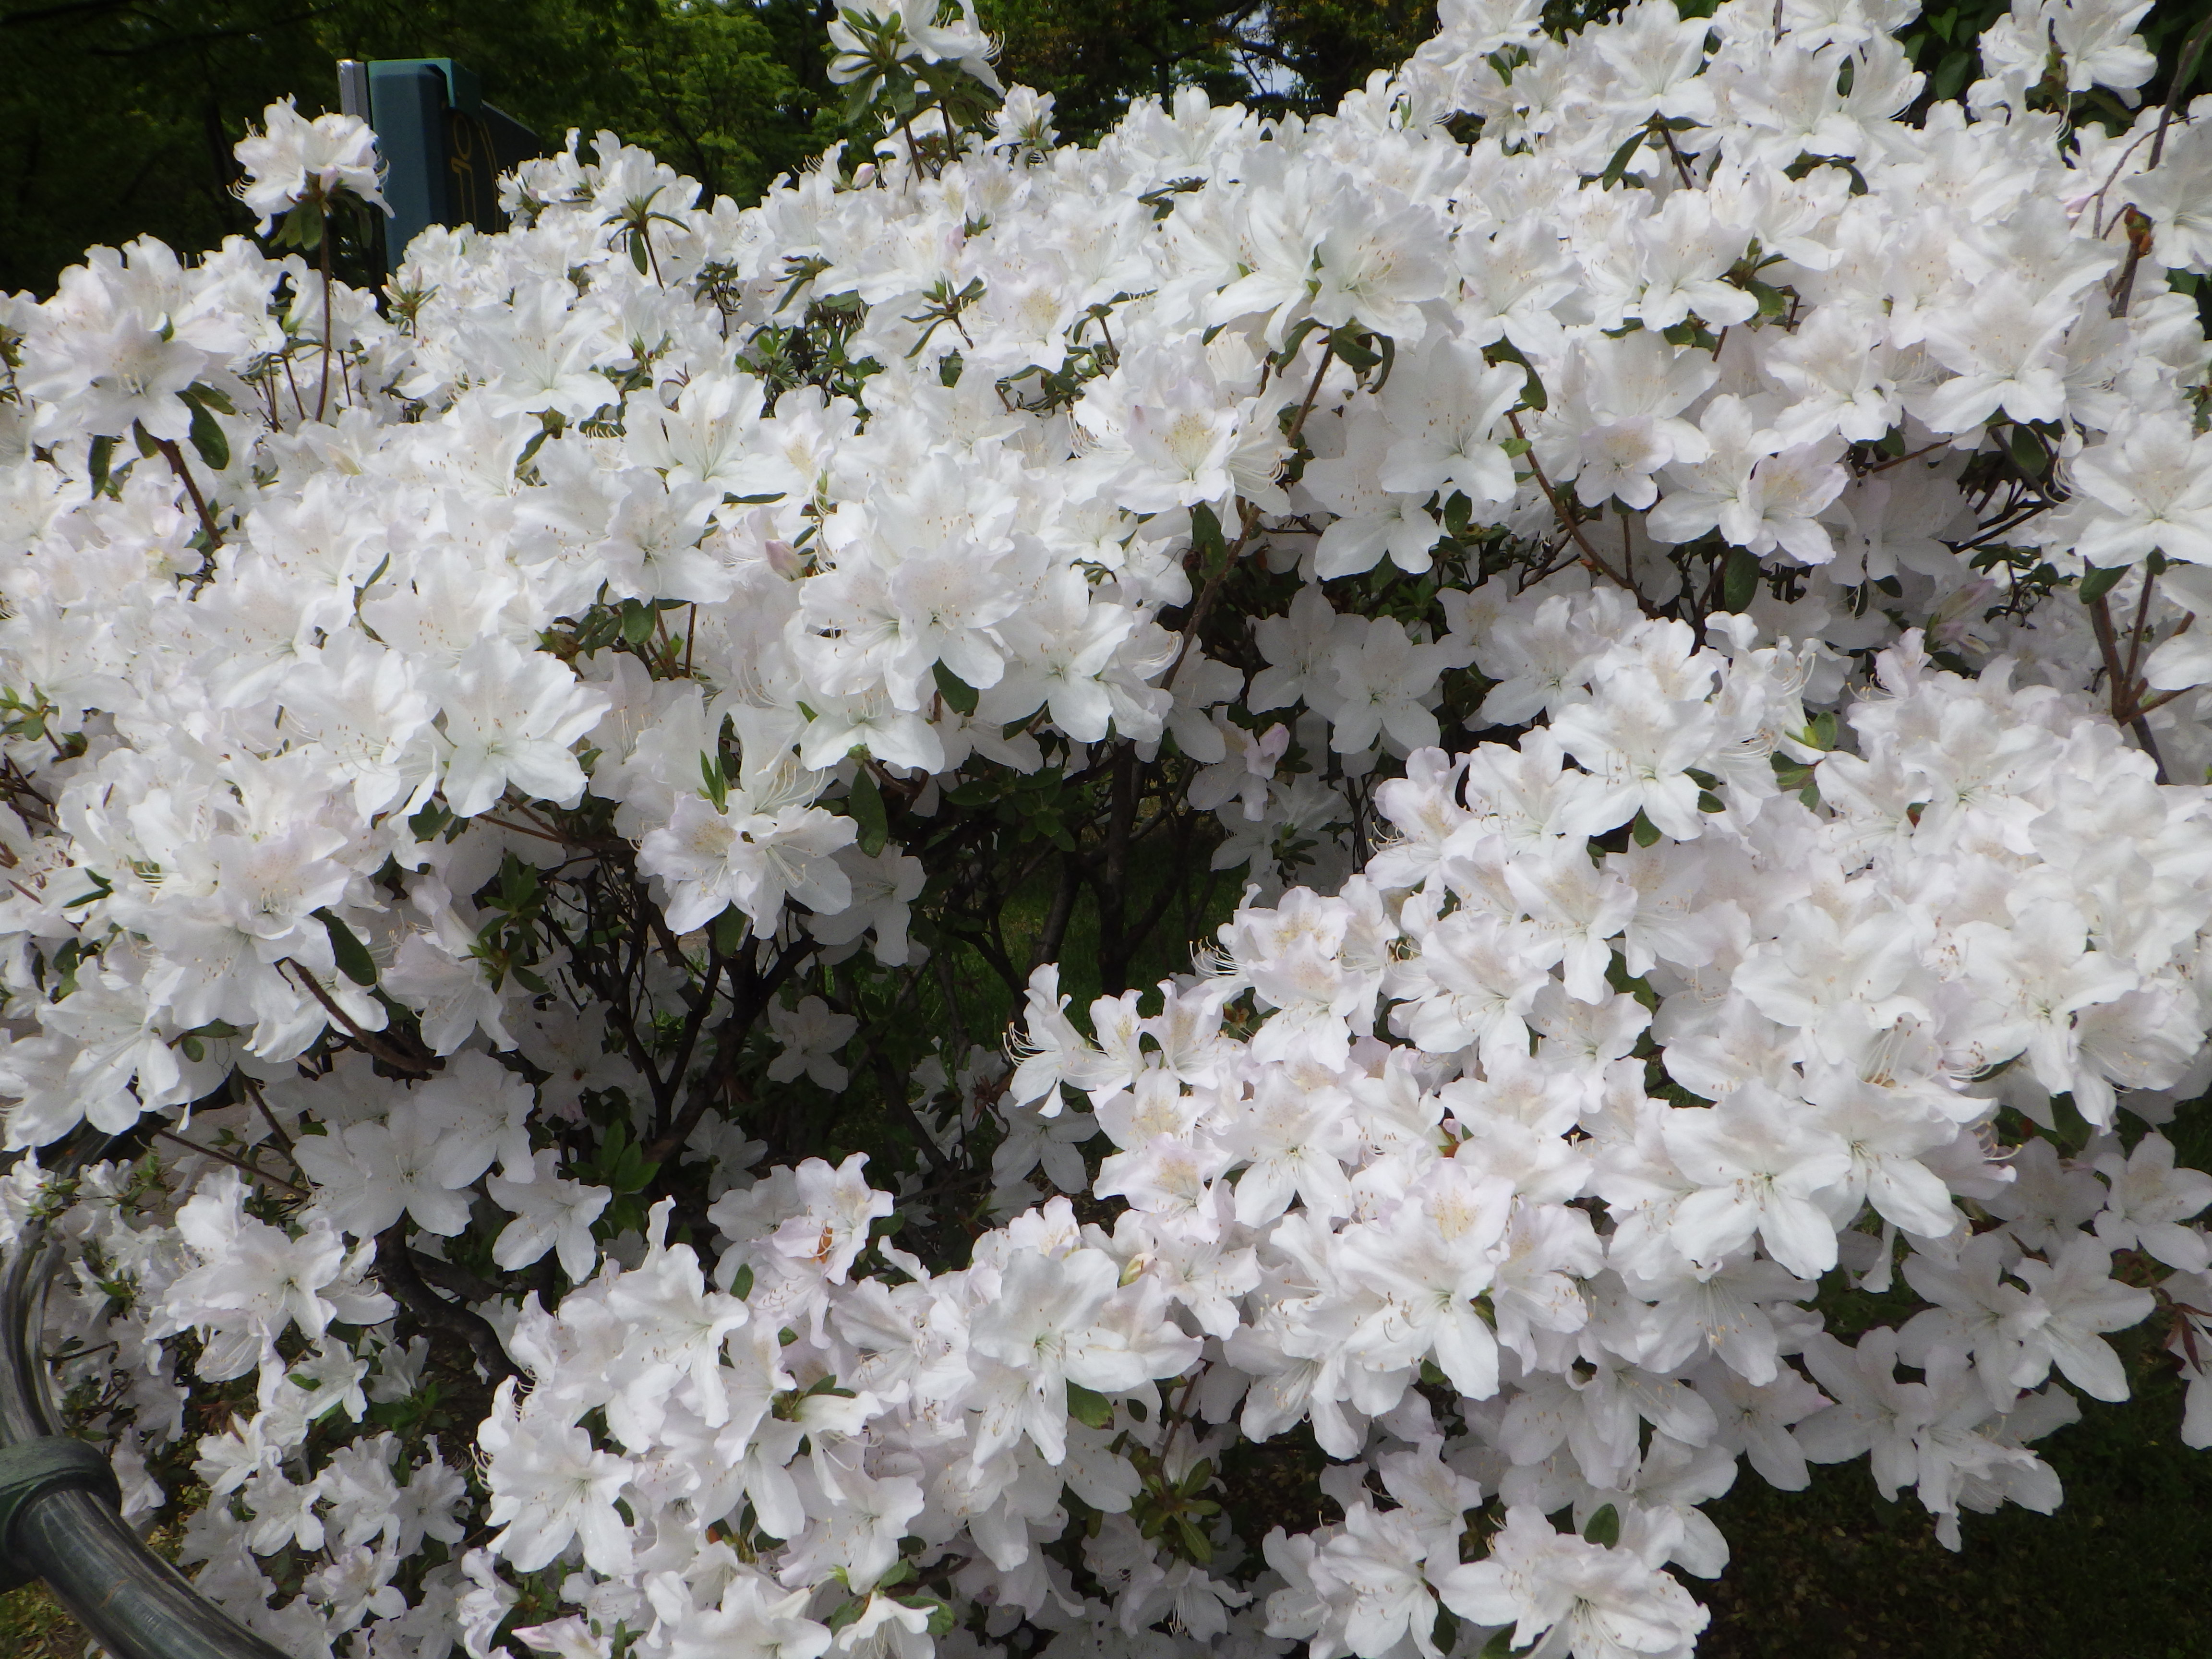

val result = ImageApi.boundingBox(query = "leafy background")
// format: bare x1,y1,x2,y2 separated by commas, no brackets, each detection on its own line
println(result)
4,0,2212,1653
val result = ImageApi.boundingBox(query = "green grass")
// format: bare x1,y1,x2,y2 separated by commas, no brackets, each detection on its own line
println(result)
1698,1095,2212,1658
1700,1355,2212,1659
0,1582,85,1658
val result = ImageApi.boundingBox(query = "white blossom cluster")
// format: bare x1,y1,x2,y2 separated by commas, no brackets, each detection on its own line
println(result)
2,0,2212,1655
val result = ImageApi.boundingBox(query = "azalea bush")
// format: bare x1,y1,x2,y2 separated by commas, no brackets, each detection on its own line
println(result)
3,1,2212,1656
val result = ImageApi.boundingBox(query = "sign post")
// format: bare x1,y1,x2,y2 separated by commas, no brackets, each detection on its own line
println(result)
336,59,542,272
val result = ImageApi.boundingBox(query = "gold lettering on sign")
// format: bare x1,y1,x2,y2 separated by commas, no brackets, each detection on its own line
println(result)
446,115,481,228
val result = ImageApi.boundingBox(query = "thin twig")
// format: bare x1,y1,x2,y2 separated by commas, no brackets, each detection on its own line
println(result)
316,202,336,422
1863,437,1950,474
2108,13,2212,317
280,958,440,1078
1166,335,1339,679
281,351,307,425
1504,410,1637,596
149,1126,305,1196
642,939,809,1168
1658,120,1697,190
478,814,574,847
2122,565,2160,692
1169,500,1262,682
235,1072,302,1172
154,438,223,548
375,1223,517,1382
2088,591,2170,782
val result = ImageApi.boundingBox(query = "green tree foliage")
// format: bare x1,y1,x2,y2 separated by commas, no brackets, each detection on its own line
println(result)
0,0,1502,293
0,0,834,297
9,0,2205,297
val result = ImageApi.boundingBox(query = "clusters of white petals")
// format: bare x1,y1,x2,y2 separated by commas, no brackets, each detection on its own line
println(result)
3,0,2212,1655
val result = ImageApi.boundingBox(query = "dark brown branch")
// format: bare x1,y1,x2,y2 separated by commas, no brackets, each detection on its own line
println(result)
409,1248,503,1306
1095,745,1140,995
2088,590,2170,783
375,1224,517,1383
234,1071,302,1172
1505,410,1639,598
641,939,808,1168
660,945,725,1118
2107,12,2212,319
281,959,440,1078
1030,852,1084,975
874,1050,954,1178
154,436,223,548
541,900,671,1110
149,1125,304,1195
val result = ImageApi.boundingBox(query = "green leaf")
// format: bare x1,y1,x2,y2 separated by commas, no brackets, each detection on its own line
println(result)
932,661,979,716
314,908,379,986
2078,562,2127,604
2008,423,2048,478
730,1262,755,1300
2050,1090,2095,1155
515,427,554,478
700,750,729,811
1749,280,1791,321
1173,1516,1214,1563
848,767,890,857
889,1592,954,1635
62,870,111,909
1065,1381,1114,1430
1721,545,1761,613
1933,48,1973,103
1329,327,1382,373
630,228,652,275
1631,809,1661,848
409,799,452,842
711,905,750,957
88,435,116,496
1583,1503,1621,1548
842,75,880,129
278,204,324,254
498,853,541,910
1190,500,1227,574
1270,315,1329,370
1481,338,1546,411
1368,331,1397,394
1600,126,1650,187
620,599,657,646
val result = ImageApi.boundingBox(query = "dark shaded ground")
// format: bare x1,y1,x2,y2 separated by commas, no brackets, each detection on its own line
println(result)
1700,1357,2212,1659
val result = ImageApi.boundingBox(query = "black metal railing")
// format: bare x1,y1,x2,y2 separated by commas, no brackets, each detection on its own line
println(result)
0,1133,290,1659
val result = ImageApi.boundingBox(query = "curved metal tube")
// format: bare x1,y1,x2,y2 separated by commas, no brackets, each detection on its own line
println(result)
0,1134,292,1659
